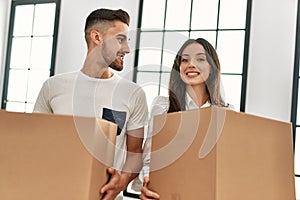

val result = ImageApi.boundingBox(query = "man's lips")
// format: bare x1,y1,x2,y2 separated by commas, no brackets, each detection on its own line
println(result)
116,55,124,65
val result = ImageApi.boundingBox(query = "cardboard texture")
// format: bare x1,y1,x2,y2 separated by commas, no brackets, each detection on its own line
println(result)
148,106,295,200
0,110,117,200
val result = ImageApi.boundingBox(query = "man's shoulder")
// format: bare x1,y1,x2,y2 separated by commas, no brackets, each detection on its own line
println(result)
117,74,144,91
50,71,79,79
46,71,79,84
118,75,138,85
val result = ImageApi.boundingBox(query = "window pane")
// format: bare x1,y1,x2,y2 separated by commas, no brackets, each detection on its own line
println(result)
30,36,53,69
162,32,189,71
160,73,170,96
10,37,31,69
217,31,245,74
165,0,191,30
190,31,217,47
7,69,28,102
220,74,241,110
163,31,189,54
138,50,162,71
138,32,163,71
5,101,26,113
191,0,219,29
13,5,34,36
141,0,166,29
219,0,247,29
27,70,50,103
33,3,56,36
161,51,175,72
136,72,160,109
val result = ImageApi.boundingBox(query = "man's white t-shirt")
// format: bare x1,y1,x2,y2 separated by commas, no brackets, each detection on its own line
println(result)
34,71,149,171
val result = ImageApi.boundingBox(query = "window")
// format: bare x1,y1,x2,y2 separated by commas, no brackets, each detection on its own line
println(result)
134,0,252,112
291,1,300,198
1,0,60,113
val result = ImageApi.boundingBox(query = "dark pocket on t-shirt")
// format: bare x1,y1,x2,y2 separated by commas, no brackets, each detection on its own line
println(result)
102,107,127,136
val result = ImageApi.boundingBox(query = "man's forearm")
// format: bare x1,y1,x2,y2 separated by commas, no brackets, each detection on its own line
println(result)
120,152,143,187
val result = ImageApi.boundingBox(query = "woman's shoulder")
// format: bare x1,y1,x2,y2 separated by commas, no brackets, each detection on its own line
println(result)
152,96,169,105
225,103,235,111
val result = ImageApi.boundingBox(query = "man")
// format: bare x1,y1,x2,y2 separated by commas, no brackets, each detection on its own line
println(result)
34,8,148,200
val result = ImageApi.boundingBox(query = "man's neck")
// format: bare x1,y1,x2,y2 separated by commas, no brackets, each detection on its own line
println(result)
81,67,114,79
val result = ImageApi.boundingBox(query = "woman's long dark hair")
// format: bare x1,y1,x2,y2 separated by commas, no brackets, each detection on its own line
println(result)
168,38,227,113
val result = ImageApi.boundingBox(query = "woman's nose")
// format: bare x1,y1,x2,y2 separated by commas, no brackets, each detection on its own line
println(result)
188,60,196,68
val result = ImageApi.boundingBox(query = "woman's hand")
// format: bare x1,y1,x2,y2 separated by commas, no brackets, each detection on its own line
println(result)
140,176,160,200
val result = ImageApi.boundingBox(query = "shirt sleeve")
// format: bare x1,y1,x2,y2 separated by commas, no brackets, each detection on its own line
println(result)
33,79,53,113
126,87,149,131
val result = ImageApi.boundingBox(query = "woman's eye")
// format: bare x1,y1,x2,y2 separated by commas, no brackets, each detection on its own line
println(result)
181,58,188,62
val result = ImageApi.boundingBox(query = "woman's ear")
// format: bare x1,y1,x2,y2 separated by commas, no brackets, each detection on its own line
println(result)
90,29,102,45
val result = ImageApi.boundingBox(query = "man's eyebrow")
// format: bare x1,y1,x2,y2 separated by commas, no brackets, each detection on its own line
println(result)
117,33,127,39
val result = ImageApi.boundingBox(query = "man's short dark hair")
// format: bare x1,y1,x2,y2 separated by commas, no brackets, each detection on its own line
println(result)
85,8,130,31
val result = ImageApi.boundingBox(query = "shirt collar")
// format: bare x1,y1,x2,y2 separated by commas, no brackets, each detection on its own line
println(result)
186,93,211,110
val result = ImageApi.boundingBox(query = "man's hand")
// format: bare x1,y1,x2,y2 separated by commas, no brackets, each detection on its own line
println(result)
100,168,128,200
100,128,145,200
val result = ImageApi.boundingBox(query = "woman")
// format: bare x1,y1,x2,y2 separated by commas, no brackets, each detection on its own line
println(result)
139,38,231,200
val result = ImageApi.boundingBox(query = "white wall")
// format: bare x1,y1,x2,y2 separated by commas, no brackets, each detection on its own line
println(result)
54,0,139,81
246,0,298,122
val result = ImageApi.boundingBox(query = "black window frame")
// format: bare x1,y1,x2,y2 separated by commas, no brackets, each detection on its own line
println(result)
1,0,60,111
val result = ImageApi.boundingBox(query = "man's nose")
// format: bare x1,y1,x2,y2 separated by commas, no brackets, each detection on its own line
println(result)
122,41,130,54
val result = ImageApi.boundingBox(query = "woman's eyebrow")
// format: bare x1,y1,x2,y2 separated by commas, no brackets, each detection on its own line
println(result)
196,52,206,56
182,52,206,56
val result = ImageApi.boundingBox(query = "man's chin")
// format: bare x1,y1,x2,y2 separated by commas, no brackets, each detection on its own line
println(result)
109,62,124,71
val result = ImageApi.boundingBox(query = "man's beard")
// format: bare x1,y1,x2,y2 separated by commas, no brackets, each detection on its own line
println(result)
101,42,124,71
109,57,124,71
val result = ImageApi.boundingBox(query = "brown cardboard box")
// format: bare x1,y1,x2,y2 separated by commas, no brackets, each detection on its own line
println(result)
149,106,295,200
0,110,117,200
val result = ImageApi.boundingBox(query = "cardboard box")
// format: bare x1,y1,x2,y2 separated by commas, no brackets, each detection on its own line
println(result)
0,110,117,200
149,106,295,200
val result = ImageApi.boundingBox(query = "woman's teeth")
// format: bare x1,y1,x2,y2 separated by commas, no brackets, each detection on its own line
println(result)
186,72,200,76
